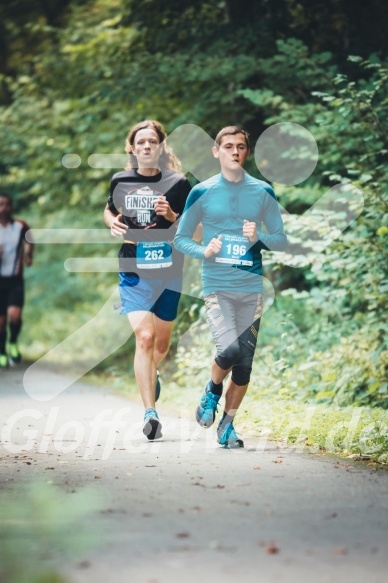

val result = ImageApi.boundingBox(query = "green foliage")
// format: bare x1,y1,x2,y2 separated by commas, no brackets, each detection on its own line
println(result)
241,54,388,408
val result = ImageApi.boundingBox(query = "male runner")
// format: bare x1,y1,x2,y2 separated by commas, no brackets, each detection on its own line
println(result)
0,193,34,368
175,126,287,448
104,120,191,440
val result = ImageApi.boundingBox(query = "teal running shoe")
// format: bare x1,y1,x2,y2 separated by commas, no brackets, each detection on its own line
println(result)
155,370,161,402
195,381,220,428
143,409,162,440
217,421,244,449
0,354,9,369
8,343,21,363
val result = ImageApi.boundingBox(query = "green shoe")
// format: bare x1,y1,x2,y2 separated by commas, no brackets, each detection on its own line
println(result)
0,354,9,369
8,343,21,363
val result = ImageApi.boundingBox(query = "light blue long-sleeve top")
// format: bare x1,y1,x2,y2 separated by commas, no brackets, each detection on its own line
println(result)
174,172,287,295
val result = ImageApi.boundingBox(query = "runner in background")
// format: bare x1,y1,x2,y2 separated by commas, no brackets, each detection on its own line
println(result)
104,120,191,441
0,193,34,368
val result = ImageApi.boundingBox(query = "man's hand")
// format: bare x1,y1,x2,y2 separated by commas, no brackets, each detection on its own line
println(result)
110,214,128,238
154,197,177,223
24,242,33,266
243,219,258,243
204,235,222,258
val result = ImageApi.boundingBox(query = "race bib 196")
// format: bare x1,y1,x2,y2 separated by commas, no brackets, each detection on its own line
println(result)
136,241,173,269
215,234,253,266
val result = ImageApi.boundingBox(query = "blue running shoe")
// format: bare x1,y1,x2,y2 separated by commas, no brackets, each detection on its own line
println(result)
217,421,244,449
143,409,163,440
195,381,221,428
155,370,161,402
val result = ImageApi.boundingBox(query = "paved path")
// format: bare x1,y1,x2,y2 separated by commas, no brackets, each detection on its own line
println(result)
1,365,387,583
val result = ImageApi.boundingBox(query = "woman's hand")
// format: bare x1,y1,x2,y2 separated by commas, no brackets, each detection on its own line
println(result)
110,214,128,237
154,197,177,222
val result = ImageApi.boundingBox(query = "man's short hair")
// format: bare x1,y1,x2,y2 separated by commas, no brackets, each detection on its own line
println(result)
214,126,250,150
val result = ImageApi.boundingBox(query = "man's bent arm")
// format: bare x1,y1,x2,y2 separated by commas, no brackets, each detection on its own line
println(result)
255,187,288,252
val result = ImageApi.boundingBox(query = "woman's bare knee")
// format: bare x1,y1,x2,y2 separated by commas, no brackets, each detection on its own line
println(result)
136,329,155,352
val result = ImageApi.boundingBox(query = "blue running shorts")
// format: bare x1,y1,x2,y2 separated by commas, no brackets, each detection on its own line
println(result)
118,273,182,321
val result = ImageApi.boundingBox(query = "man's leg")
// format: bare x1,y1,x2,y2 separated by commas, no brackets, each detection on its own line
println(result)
0,278,9,365
216,362,251,449
210,358,231,385
8,306,22,336
5,276,24,362
0,315,7,367
223,378,249,415
0,316,6,347
196,292,239,427
217,293,263,447
7,306,22,362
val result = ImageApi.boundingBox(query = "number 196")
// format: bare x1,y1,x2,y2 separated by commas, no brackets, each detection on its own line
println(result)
226,244,246,256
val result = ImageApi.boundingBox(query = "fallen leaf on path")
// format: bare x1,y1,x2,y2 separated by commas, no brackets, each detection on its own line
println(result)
334,548,348,556
77,561,90,569
265,544,280,554
253,466,261,470
176,532,190,539
94,475,102,479
273,460,282,464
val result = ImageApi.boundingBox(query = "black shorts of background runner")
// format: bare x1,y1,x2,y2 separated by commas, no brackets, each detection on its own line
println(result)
0,276,24,316
204,291,264,386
